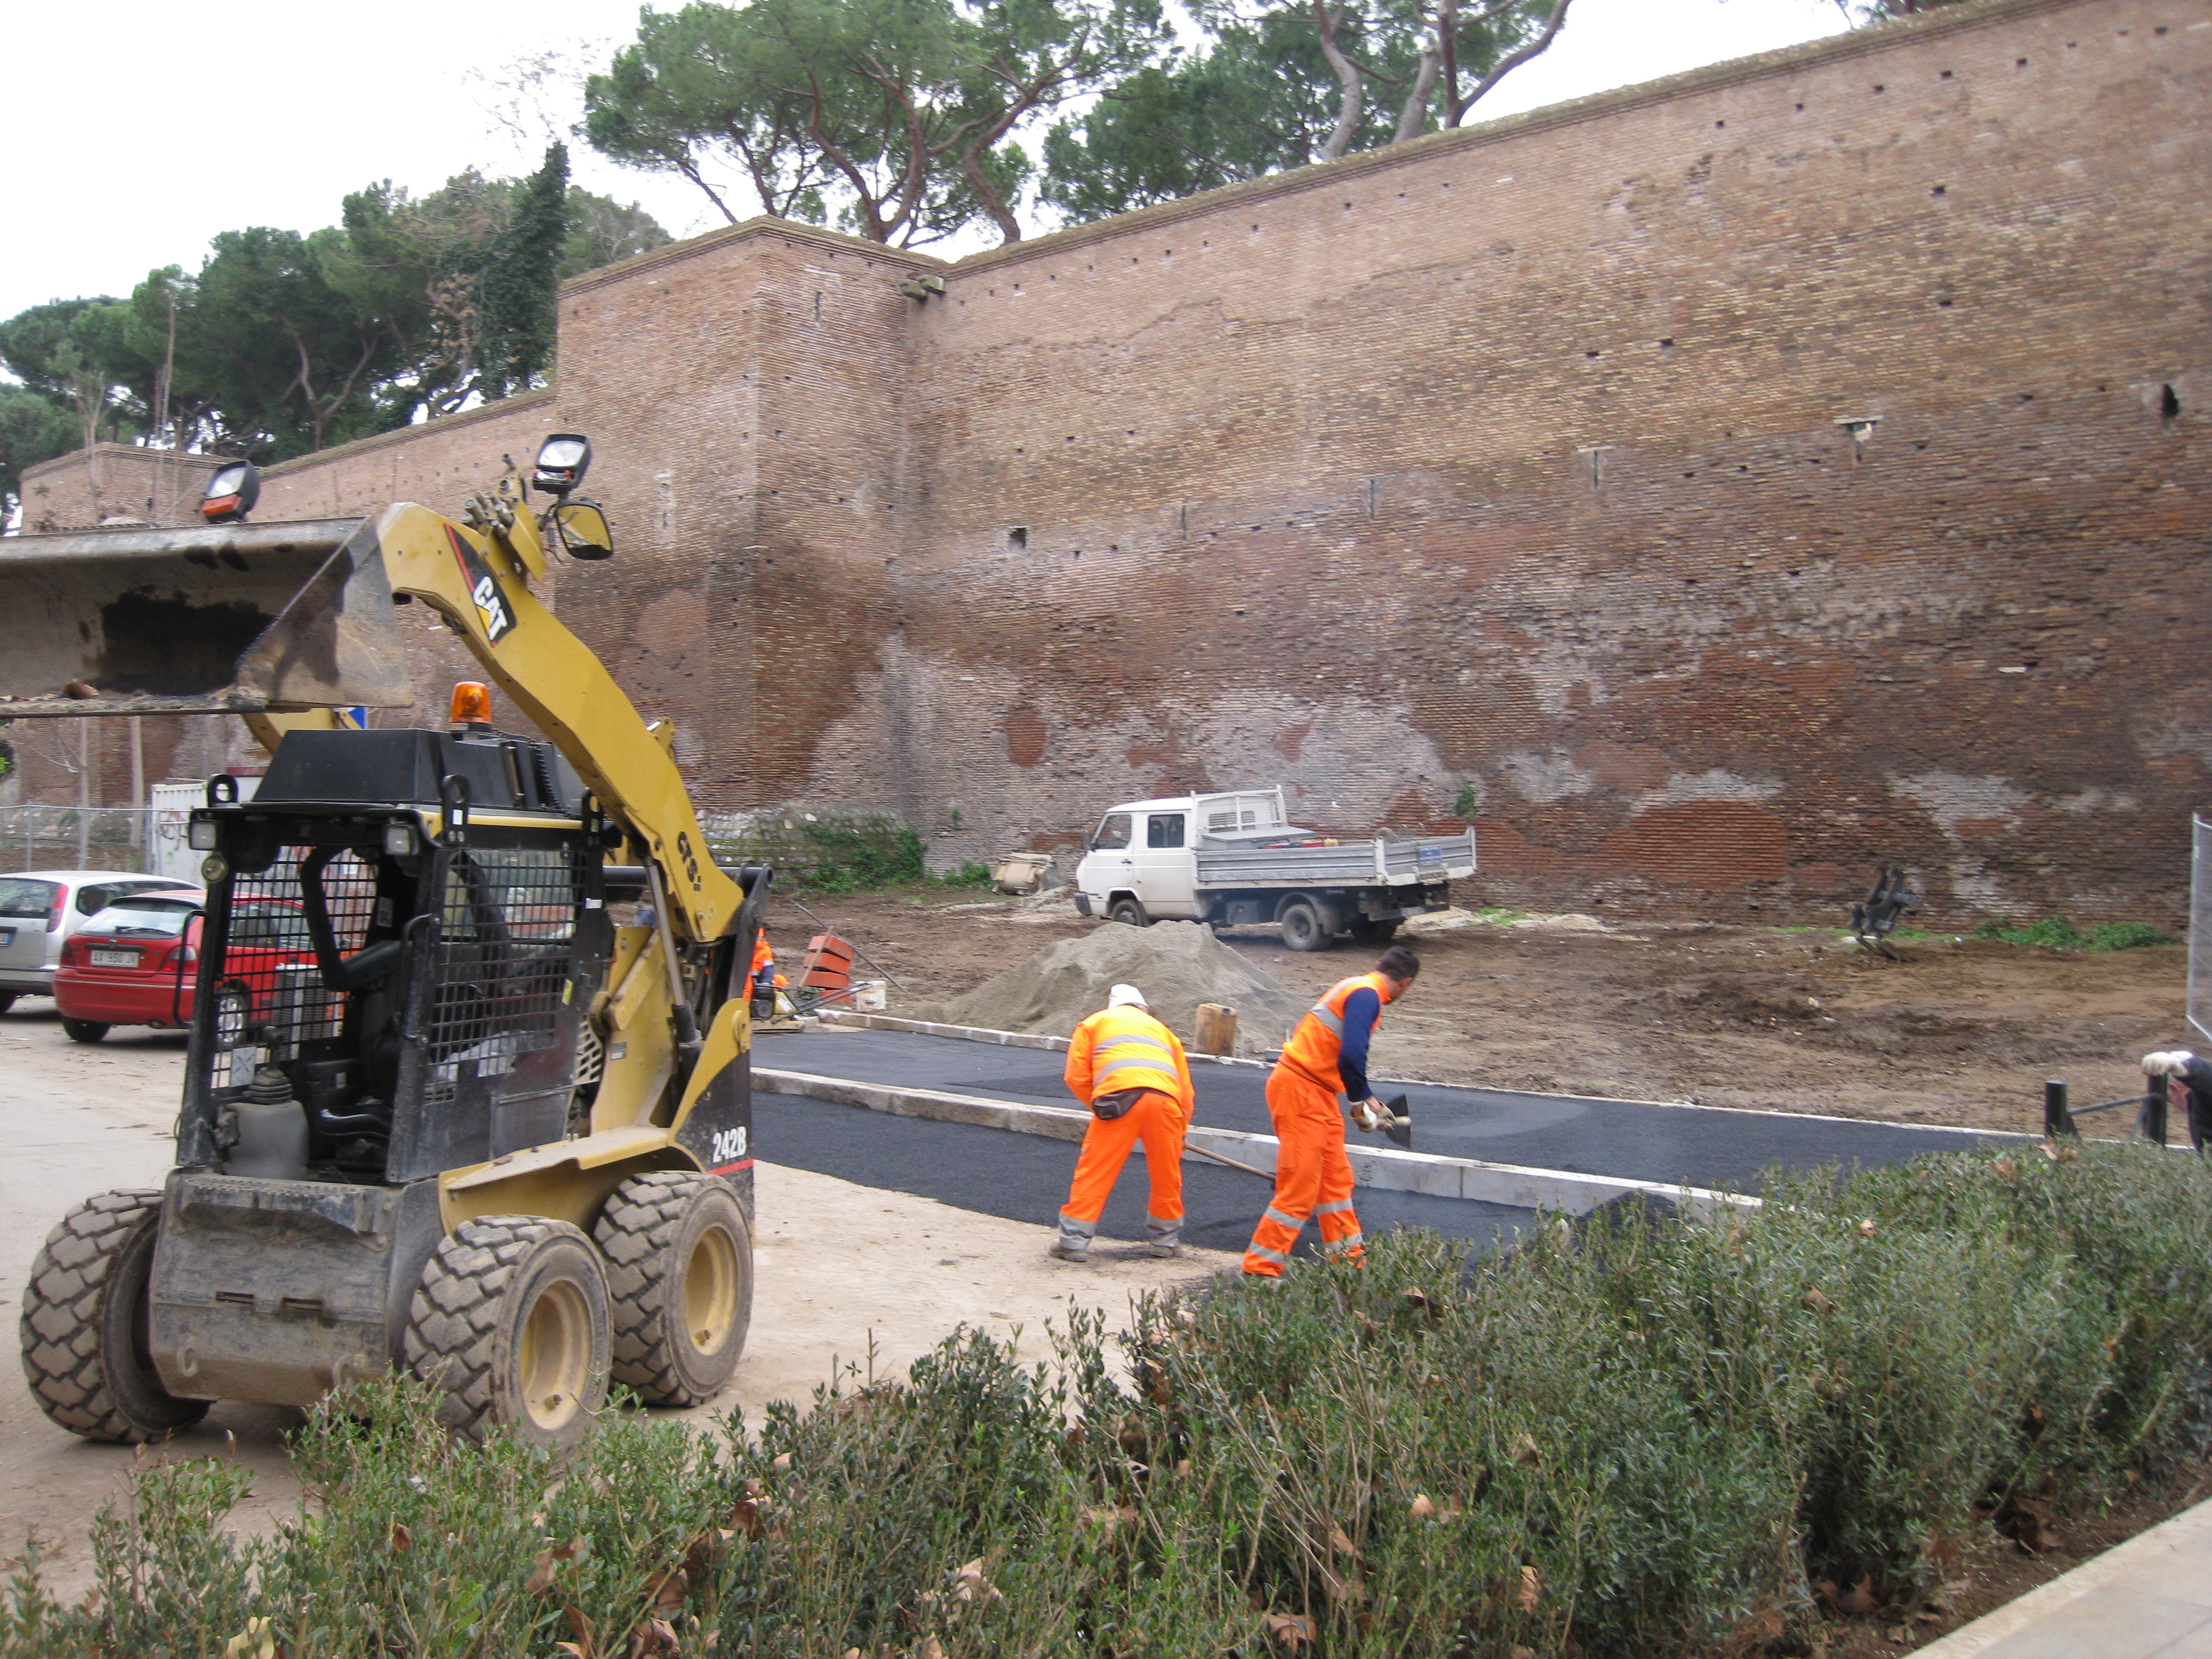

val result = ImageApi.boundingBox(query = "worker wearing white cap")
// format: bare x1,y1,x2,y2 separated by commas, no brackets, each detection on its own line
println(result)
1051,984,1196,1261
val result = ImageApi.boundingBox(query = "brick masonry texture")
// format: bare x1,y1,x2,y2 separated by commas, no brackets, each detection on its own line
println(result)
15,0,2208,925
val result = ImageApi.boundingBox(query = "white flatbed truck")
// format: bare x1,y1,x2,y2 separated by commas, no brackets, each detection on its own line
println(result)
1071,788,1477,951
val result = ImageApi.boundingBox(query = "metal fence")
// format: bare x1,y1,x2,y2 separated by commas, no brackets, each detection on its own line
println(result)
0,805,165,876
2191,816,2212,1046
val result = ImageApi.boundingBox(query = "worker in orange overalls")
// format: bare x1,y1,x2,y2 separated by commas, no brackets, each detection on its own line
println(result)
1242,945,1422,1278
1052,984,1196,1262
749,927,785,1015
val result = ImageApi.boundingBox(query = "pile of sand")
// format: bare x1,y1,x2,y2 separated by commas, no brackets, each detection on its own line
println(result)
908,920,1310,1057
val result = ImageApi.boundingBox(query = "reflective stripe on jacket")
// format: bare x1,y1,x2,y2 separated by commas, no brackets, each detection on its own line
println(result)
1279,971,1393,1093
1065,1006,1195,1116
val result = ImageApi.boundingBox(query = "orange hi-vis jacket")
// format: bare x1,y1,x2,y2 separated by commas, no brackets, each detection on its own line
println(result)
1064,1005,1195,1116
751,930,774,976
1279,971,1395,1094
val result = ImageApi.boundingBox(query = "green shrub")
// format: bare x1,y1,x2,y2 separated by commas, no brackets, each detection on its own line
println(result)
937,860,996,891
2086,920,2176,951
702,812,929,893
1974,916,2174,950
798,820,926,891
8,1147,2212,1658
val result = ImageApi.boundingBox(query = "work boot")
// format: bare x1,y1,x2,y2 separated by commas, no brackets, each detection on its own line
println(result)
1147,1240,1181,1258
1048,1242,1089,1264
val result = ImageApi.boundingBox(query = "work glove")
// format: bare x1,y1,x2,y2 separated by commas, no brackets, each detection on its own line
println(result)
1351,1098,1384,1133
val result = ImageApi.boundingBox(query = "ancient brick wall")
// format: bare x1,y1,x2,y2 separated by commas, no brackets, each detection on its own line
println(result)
18,444,225,535
12,0,2205,924
865,0,2211,923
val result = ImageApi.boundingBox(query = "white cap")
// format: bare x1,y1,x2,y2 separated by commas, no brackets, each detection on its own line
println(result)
1107,983,1148,1010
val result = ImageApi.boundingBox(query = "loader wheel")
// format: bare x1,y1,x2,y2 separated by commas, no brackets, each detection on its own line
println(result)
1107,897,1150,928
63,1019,110,1045
20,1190,209,1444
403,1216,611,1449
1278,900,1332,953
595,1171,754,1407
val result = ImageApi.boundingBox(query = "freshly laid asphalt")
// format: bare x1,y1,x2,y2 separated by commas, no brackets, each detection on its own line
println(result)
752,1089,1535,1258
750,1025,2029,1258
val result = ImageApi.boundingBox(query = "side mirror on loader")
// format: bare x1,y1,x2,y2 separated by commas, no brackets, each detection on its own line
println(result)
551,500,615,560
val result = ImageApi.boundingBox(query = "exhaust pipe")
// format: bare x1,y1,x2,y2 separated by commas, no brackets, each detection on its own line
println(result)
0,516,413,718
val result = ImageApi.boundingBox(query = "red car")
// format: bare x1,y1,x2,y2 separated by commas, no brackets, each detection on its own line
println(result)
54,891,315,1044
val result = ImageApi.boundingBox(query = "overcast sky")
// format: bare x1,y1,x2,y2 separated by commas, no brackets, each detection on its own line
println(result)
2,0,1850,321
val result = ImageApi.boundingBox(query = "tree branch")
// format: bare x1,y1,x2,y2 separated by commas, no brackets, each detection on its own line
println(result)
1393,40,1441,142
1457,0,1572,119
1313,1,1363,161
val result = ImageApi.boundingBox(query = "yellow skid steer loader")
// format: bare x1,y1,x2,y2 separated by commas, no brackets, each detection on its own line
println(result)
7,437,768,1448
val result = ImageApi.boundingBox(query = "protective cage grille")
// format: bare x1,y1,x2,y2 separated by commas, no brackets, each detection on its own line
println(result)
421,843,583,1106
209,846,375,1087
2191,816,2212,1047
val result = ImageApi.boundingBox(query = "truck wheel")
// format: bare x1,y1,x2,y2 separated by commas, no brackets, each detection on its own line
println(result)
595,1171,754,1407
1350,918,1400,945
63,1019,110,1045
0,992,16,1016
1278,900,1332,952
20,1190,210,1443
403,1216,611,1449
1107,897,1150,928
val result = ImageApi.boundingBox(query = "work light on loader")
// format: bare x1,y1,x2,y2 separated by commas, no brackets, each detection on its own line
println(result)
199,460,260,524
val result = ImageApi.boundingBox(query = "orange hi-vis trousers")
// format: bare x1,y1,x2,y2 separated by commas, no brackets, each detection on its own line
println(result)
1055,1089,1186,1255
1242,1065,1364,1276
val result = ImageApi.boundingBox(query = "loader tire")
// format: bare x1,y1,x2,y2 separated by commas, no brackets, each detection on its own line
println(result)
403,1216,611,1450
20,1190,209,1444
595,1171,754,1407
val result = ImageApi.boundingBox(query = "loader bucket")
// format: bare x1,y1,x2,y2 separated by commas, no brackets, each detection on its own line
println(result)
0,516,413,717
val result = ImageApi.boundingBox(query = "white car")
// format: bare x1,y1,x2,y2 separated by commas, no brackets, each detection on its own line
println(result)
0,870,199,1013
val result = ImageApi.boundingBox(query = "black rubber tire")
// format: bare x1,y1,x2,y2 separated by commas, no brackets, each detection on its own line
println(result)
1350,918,1401,945
1107,897,1150,928
1278,900,1332,953
595,1171,754,1407
0,991,16,1016
19,1190,209,1444
402,1215,611,1449
62,1019,110,1045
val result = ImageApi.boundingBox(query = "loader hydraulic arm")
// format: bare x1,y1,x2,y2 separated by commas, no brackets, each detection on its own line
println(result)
370,497,742,945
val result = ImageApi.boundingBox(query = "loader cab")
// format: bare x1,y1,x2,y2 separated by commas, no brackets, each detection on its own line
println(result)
181,725,612,1187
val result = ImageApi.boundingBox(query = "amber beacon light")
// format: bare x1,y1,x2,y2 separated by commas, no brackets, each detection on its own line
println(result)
449,682,494,726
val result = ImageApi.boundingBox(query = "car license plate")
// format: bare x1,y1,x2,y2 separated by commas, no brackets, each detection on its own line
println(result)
0,928,12,947
89,948,140,968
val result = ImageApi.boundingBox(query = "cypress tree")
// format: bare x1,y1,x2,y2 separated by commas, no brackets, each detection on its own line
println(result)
477,143,570,398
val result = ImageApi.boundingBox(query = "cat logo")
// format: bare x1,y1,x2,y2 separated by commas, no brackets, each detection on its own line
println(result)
444,525,514,643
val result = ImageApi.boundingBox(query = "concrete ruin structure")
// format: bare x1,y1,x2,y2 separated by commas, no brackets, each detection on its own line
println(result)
15,0,2208,922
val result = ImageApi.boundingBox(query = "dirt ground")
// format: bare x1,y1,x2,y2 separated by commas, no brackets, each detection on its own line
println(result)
767,884,2192,1138
0,1004,1228,1598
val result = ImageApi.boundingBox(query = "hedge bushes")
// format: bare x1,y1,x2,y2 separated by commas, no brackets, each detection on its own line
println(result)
7,1143,2211,1657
